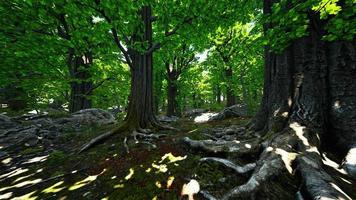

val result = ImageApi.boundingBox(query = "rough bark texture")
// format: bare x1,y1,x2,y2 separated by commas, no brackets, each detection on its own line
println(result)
167,78,179,117
124,6,160,130
185,1,356,199
225,67,236,107
68,52,93,113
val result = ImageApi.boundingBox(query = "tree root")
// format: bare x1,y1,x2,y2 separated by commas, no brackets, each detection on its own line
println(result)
79,128,120,153
79,123,167,153
297,154,352,199
199,157,256,174
186,126,353,199
183,137,260,155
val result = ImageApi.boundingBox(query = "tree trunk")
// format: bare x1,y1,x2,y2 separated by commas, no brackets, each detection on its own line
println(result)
166,79,178,116
68,52,93,113
215,85,221,104
185,1,356,199
225,67,236,107
124,6,160,130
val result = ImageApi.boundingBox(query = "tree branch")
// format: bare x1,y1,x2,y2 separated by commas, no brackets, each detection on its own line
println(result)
85,77,114,95
165,16,197,37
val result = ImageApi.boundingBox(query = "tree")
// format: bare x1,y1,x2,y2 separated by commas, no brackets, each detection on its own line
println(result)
79,0,252,151
164,44,196,116
185,0,356,198
206,22,264,111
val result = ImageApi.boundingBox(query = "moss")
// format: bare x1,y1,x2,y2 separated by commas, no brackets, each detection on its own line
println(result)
46,150,68,166
20,146,44,155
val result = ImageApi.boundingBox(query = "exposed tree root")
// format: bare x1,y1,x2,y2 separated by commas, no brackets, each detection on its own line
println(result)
199,157,256,174
79,120,170,153
297,154,352,199
183,137,260,155
79,126,125,153
186,126,353,199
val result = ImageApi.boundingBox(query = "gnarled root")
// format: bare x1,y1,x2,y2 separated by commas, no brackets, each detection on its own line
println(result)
297,154,352,199
183,137,260,156
79,121,169,153
79,126,124,153
199,157,256,174
192,128,353,200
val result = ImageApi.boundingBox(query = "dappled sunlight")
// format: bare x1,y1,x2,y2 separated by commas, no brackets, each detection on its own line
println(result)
275,148,297,174
113,183,124,189
194,112,218,123
322,153,347,175
159,153,187,163
181,179,200,200
188,129,198,134
0,178,42,193
167,176,175,189
1,157,12,165
124,168,134,180
12,173,36,184
12,190,37,200
150,152,188,173
339,177,352,185
152,163,168,173
290,122,309,146
0,168,28,181
155,181,162,188
42,181,65,193
22,155,48,164
68,168,106,191
329,182,351,199
290,122,320,154
244,143,251,149
0,192,12,199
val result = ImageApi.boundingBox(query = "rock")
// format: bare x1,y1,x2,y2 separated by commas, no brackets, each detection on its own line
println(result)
40,130,58,140
185,109,208,118
0,114,17,129
22,134,39,147
0,114,11,122
69,108,116,125
42,139,53,148
158,115,179,122
208,104,249,121
223,125,245,135
193,112,219,123
32,118,56,129
343,146,356,180
19,126,39,136
0,150,8,159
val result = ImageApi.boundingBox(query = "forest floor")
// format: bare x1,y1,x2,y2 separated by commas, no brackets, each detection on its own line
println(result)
1,115,355,200
0,115,252,200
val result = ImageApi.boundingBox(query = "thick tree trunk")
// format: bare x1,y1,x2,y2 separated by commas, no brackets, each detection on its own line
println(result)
68,53,93,113
124,6,160,130
214,85,221,104
166,79,178,117
225,67,236,107
185,1,355,199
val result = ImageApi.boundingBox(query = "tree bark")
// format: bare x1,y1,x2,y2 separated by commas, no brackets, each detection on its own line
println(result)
167,78,179,117
225,67,236,107
68,52,93,113
184,1,356,199
124,6,161,130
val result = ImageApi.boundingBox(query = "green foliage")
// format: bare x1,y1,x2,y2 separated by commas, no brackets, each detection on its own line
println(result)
1,0,353,116
265,0,355,51
46,150,68,166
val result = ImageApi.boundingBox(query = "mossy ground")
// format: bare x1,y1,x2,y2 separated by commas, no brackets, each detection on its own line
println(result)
0,117,250,200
